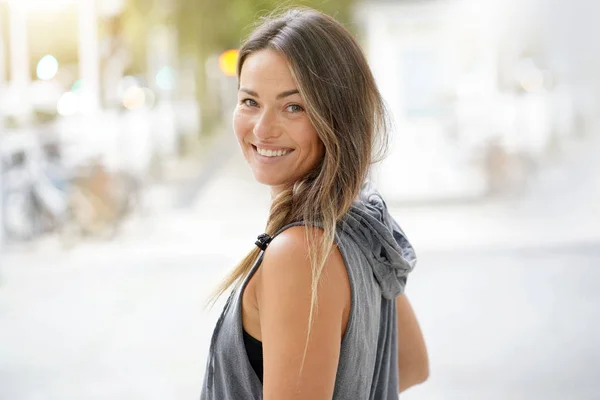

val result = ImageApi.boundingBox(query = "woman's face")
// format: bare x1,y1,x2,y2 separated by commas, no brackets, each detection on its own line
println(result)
234,49,324,196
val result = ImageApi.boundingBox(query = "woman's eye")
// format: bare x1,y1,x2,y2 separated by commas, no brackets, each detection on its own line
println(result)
286,104,304,113
242,98,258,107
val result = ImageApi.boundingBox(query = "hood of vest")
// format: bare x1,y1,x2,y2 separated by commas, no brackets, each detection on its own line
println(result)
338,181,417,299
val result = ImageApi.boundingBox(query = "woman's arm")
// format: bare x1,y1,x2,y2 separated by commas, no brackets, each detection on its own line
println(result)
256,226,351,400
396,293,429,392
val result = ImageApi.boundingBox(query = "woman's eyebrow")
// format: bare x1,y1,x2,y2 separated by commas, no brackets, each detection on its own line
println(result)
238,88,299,99
239,87,259,97
276,89,299,99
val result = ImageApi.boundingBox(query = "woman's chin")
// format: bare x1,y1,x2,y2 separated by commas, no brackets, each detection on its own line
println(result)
251,171,292,190
251,171,282,187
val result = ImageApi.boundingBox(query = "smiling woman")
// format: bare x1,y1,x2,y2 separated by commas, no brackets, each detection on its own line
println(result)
201,7,428,400
234,49,324,194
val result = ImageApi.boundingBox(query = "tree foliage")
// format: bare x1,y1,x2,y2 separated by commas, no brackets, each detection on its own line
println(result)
176,0,355,54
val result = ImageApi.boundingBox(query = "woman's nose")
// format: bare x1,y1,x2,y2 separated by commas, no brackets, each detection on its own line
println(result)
253,110,281,139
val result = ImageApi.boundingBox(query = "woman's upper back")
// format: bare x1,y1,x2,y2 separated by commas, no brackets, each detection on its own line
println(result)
200,185,416,400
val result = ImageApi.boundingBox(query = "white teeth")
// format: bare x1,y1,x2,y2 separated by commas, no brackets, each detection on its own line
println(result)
256,147,290,157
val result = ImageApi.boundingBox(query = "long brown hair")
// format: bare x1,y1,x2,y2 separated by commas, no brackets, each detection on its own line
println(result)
211,6,389,370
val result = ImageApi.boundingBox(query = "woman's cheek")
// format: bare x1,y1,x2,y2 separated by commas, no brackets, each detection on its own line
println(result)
233,110,247,141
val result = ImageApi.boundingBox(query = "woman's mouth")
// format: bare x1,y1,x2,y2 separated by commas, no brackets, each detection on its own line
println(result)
252,145,293,158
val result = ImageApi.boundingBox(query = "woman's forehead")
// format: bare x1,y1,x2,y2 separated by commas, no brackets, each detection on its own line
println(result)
239,49,297,90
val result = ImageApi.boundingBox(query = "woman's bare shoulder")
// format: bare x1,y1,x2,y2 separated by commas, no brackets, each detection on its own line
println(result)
259,225,347,285
255,225,351,335
256,225,351,398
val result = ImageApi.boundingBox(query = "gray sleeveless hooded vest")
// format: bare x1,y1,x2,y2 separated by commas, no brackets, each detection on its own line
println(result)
200,183,417,399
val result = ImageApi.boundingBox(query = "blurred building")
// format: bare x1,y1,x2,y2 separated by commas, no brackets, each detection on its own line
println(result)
0,0,197,180
356,0,595,203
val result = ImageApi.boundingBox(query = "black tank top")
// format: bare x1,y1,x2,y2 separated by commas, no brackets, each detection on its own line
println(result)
242,329,263,382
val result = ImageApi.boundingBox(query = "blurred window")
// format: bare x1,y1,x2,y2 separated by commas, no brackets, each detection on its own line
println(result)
400,49,446,118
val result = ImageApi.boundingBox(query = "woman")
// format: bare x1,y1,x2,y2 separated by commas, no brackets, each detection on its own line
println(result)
201,7,428,400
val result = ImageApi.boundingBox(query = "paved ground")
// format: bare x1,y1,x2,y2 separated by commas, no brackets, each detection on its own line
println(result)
403,243,600,400
0,253,227,400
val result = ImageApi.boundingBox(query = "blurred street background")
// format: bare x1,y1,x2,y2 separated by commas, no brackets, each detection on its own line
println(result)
0,0,599,399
